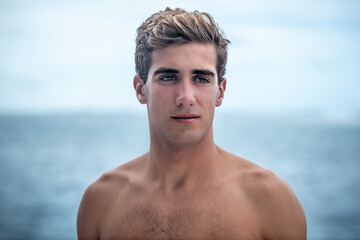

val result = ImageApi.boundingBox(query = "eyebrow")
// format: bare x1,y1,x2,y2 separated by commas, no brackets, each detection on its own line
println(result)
153,68,215,77
153,68,179,75
192,69,215,77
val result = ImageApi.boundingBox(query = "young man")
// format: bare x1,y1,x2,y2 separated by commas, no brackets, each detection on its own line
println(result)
77,8,306,239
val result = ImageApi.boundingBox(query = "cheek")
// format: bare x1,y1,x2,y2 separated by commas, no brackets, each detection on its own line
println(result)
198,89,218,106
148,88,173,110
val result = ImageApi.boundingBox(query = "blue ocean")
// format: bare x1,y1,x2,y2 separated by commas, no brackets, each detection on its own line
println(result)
0,112,359,239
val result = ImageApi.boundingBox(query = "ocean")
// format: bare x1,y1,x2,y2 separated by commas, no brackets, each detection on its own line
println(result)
0,112,359,239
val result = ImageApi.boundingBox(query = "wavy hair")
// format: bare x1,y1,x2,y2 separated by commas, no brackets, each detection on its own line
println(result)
135,7,230,84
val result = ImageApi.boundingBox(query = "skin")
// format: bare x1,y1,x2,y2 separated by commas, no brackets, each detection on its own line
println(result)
77,42,306,240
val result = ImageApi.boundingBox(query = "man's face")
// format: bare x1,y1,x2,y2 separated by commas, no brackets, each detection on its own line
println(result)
135,42,226,145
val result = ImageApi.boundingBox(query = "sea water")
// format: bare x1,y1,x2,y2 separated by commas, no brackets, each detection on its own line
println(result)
0,112,359,239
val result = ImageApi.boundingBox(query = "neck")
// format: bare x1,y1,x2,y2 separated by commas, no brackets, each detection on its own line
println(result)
145,127,221,194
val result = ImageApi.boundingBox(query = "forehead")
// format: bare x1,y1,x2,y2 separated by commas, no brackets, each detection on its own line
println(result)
149,43,217,73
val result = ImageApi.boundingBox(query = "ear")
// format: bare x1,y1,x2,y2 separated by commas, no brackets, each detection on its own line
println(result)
133,74,147,104
216,78,226,107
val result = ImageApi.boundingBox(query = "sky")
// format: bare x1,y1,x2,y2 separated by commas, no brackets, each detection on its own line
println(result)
1,0,359,117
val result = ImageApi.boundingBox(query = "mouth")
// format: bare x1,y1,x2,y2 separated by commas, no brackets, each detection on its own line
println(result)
171,114,200,119
170,114,200,123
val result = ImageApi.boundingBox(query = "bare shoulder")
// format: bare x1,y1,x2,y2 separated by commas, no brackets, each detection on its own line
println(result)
222,150,306,239
77,154,147,240
79,155,145,206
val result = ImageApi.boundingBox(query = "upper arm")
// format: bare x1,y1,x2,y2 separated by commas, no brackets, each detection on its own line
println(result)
77,169,128,240
77,183,101,240
244,169,306,240
261,172,306,239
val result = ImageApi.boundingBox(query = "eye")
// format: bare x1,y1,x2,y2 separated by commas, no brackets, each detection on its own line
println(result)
194,77,210,83
160,75,176,82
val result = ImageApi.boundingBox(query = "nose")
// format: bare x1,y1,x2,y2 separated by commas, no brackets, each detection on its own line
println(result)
175,79,195,108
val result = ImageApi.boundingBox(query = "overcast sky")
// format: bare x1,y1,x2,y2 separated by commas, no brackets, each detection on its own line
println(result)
1,0,359,116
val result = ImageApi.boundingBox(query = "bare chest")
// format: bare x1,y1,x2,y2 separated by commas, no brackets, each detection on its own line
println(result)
99,195,263,240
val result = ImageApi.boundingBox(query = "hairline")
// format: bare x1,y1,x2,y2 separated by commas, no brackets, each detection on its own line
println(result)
144,42,225,85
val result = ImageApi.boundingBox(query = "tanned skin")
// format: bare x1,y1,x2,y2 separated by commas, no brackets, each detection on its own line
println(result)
77,43,306,240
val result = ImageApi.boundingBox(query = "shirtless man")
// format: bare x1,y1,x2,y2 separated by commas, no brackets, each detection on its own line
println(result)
77,8,306,240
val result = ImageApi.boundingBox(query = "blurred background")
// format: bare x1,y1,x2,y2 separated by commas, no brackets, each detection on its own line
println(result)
0,0,359,239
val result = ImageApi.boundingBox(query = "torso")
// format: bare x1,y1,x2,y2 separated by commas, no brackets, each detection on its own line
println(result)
78,149,306,240
96,154,265,240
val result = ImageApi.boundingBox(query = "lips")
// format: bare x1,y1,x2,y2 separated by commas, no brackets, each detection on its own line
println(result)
170,114,200,123
171,114,199,119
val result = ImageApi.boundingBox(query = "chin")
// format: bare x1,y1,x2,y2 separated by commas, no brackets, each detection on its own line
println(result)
166,131,205,145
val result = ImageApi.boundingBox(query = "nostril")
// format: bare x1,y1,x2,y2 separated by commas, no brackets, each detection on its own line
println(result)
175,84,196,107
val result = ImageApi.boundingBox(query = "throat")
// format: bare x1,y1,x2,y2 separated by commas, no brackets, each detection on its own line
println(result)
145,145,222,194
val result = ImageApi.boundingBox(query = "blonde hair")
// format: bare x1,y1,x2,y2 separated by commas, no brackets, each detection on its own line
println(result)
135,7,230,83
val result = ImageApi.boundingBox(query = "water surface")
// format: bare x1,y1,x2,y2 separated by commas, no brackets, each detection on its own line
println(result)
0,112,359,239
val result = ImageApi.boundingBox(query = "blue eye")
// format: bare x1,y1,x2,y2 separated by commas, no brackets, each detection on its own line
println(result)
160,75,176,81
194,77,210,83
